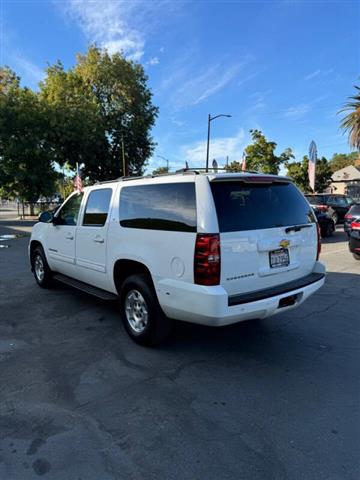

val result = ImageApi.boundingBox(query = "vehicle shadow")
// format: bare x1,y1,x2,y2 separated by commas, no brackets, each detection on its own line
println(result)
321,229,347,244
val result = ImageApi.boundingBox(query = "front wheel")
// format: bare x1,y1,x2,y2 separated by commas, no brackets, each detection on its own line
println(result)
32,246,53,288
120,274,172,346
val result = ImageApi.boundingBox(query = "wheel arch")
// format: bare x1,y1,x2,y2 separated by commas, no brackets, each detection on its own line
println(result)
29,240,44,267
113,259,155,295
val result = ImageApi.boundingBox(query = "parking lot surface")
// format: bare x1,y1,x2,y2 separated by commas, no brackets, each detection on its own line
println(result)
0,212,359,480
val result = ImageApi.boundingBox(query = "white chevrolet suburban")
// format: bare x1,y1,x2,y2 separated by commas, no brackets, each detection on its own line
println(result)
29,170,325,345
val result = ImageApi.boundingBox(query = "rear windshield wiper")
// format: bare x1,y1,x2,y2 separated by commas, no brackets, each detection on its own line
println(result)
285,224,313,233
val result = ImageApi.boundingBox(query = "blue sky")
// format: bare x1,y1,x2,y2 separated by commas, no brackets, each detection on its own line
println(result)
1,0,359,172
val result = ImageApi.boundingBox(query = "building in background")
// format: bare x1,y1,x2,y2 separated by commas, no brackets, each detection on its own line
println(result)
330,165,360,200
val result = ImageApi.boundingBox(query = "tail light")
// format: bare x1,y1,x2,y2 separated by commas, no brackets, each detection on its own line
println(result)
316,222,321,260
194,234,220,286
317,205,328,212
351,221,360,230
345,214,354,220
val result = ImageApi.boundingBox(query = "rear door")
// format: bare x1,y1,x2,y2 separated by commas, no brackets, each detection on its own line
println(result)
210,178,318,296
75,187,113,290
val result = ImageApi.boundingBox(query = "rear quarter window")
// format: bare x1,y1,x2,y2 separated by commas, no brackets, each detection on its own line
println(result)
119,183,197,232
349,204,360,215
211,181,315,232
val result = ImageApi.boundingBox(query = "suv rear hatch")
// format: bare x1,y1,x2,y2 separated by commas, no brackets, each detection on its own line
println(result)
210,176,318,296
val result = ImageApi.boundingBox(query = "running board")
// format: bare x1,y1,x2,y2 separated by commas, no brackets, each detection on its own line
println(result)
53,273,118,301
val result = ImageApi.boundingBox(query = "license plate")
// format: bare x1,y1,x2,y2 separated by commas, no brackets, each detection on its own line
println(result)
269,248,290,268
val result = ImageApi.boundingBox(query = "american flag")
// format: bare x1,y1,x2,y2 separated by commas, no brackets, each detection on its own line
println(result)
308,140,317,192
241,151,247,172
73,163,83,192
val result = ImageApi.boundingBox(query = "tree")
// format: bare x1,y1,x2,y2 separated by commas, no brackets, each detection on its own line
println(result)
328,152,359,172
243,129,294,174
286,156,332,193
152,166,169,175
0,69,58,213
40,46,158,181
226,161,242,172
340,83,360,151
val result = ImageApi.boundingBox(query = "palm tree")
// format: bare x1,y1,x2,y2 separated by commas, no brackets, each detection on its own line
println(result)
340,83,360,151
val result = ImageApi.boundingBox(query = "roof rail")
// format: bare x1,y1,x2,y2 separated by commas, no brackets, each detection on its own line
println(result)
94,167,262,185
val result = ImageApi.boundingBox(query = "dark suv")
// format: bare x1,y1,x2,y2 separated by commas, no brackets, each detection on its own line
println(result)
344,204,360,235
305,194,355,224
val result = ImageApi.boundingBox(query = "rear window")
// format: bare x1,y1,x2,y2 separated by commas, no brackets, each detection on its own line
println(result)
119,183,197,232
305,195,325,205
211,181,315,232
349,204,360,215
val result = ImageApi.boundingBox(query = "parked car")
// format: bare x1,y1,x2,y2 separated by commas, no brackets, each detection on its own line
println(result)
29,171,326,346
305,193,355,224
348,216,360,260
314,210,335,237
344,204,360,235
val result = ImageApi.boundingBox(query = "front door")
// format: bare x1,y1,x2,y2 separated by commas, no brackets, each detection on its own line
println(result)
45,192,83,276
75,188,113,290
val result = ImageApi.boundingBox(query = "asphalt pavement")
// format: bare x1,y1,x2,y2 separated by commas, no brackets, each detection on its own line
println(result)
0,211,359,480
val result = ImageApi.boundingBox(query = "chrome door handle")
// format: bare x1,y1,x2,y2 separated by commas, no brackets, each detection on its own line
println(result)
94,238,104,244
65,234,74,240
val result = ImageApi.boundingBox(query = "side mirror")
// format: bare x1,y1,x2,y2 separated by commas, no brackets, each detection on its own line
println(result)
38,211,53,223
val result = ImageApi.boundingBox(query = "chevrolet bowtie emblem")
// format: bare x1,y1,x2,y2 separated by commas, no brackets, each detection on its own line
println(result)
279,239,290,248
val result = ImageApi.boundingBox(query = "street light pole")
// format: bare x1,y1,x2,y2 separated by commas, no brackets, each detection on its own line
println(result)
157,155,170,172
205,113,232,172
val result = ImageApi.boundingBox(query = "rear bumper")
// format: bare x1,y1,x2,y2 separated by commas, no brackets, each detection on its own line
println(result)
349,231,360,253
156,262,326,327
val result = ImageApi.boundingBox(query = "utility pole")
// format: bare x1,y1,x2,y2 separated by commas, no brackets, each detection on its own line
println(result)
206,114,232,172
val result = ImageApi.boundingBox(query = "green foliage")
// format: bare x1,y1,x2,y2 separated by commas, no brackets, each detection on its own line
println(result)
328,152,359,172
340,83,360,151
226,161,242,172
0,70,58,204
40,46,158,181
152,166,169,175
286,156,333,193
244,129,294,174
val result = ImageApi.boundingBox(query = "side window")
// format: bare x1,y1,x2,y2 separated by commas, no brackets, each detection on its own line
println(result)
83,189,112,227
119,183,197,232
57,193,83,226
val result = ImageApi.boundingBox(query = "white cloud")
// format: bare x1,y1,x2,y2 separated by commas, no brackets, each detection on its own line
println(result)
283,104,311,119
181,129,246,166
168,60,250,109
147,56,160,66
12,55,44,87
304,68,334,81
58,0,180,60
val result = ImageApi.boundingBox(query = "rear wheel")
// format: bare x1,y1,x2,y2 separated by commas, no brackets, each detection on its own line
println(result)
353,253,360,261
327,221,335,237
120,274,171,346
32,246,53,288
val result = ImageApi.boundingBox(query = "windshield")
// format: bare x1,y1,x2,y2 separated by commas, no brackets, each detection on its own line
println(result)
211,181,315,233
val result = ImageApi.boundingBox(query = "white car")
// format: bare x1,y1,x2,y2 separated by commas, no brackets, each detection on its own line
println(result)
29,171,325,345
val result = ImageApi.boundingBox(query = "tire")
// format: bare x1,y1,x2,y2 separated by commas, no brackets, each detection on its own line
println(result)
327,221,335,237
353,253,360,261
31,246,53,288
120,273,172,346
